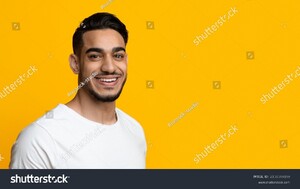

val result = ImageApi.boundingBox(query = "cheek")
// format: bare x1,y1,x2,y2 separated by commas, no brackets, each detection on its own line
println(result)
119,62,127,73
81,61,99,73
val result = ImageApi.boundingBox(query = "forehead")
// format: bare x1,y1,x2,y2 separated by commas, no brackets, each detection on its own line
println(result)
82,29,125,50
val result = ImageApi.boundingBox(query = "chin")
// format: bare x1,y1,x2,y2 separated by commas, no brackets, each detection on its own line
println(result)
83,75,127,102
88,88,122,102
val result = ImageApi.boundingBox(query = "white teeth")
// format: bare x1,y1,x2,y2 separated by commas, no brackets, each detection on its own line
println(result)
98,78,117,82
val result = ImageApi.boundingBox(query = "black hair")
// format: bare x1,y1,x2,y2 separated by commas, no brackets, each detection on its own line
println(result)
72,12,128,56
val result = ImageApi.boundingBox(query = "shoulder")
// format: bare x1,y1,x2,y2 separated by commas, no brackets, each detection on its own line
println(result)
10,122,57,169
15,122,53,145
116,108,145,138
9,105,65,169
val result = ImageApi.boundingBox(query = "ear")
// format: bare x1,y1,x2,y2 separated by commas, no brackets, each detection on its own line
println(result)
69,54,80,74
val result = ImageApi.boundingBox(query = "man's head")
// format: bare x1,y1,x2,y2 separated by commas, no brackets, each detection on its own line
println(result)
69,12,128,102
72,12,128,57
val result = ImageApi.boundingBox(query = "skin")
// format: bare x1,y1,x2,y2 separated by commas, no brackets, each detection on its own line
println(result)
66,29,128,125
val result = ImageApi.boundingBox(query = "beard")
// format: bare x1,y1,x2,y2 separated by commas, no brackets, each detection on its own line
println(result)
79,71,127,103
88,76,126,102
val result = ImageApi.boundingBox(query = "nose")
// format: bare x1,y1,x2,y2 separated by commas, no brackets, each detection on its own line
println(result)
101,55,116,73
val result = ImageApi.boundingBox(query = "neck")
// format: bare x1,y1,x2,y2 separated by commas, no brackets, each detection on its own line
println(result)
66,90,117,125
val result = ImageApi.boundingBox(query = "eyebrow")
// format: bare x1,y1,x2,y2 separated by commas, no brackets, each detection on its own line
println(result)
85,47,126,54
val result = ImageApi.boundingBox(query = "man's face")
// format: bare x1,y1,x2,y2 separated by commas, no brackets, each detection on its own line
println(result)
78,29,127,102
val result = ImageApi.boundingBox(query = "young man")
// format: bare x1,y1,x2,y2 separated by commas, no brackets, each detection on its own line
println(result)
10,13,147,169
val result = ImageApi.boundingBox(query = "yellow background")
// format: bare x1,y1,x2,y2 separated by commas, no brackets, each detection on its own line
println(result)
0,0,299,168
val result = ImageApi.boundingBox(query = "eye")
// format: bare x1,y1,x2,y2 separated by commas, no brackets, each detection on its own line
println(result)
88,54,102,61
113,53,125,61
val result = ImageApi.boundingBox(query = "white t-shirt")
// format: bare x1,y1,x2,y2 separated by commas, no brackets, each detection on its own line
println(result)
10,104,147,169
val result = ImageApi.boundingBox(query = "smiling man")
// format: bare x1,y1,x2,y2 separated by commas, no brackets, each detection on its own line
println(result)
10,13,147,169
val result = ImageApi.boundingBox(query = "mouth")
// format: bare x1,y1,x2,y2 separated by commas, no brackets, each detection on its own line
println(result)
94,75,121,87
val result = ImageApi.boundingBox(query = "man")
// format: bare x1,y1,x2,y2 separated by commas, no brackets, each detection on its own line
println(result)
10,12,147,169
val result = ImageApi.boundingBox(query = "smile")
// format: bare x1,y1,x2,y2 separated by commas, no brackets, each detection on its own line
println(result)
94,76,120,86
97,78,118,83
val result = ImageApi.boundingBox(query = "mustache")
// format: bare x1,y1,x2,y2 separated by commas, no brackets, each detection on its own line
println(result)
79,72,123,85
90,71,122,77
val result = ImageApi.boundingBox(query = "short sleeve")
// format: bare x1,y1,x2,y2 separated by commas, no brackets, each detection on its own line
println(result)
9,123,57,169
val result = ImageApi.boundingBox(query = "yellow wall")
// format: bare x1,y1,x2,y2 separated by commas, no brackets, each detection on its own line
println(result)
0,0,299,168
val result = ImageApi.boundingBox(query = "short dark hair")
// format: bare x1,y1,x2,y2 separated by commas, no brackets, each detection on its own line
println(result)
72,12,128,56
